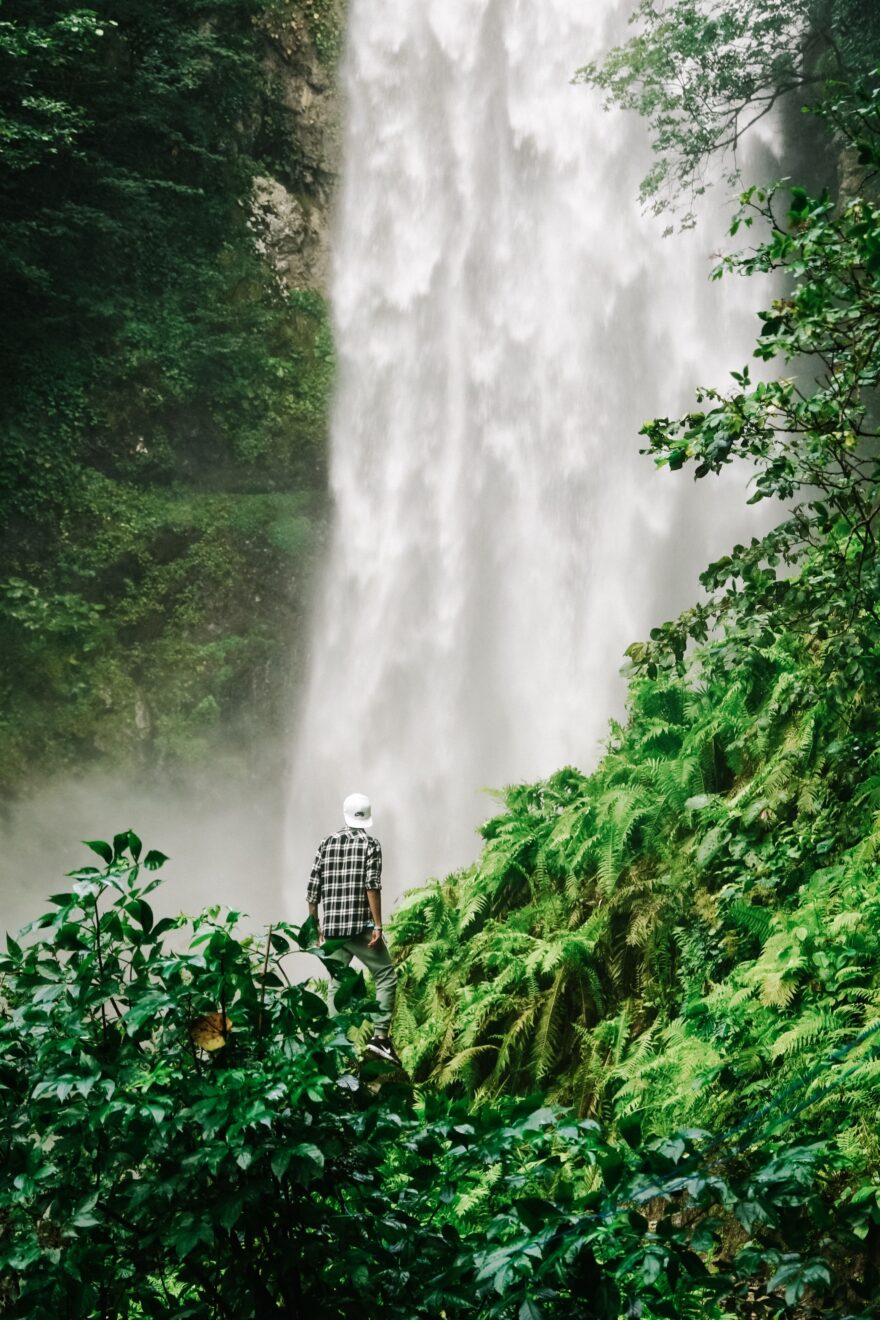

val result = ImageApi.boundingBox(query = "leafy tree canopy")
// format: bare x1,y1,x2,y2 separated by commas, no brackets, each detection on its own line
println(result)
577,0,880,222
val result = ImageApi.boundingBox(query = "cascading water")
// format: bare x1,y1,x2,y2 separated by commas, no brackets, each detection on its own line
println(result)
286,0,778,904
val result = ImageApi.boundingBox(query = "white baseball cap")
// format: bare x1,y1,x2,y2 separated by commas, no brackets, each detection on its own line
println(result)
343,792,373,830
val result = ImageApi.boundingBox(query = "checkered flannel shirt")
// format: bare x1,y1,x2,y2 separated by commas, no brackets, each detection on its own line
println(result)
307,826,382,938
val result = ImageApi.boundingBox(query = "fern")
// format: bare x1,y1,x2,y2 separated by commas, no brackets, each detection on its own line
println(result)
530,971,566,1081
770,1011,850,1061
431,1044,497,1091
453,1162,503,1223
727,901,774,943
389,603,880,1174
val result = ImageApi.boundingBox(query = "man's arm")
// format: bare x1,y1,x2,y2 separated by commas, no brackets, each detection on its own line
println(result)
307,841,324,943
366,888,383,947
365,838,383,947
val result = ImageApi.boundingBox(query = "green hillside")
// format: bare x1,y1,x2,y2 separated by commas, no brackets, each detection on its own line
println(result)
389,32,880,1310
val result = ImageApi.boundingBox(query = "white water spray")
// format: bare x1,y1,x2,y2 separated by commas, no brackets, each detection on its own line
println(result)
286,0,778,903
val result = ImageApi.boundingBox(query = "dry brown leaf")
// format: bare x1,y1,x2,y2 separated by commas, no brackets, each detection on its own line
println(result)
189,1012,233,1051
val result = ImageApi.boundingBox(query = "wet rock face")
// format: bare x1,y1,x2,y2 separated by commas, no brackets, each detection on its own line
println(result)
252,174,313,286
256,6,343,292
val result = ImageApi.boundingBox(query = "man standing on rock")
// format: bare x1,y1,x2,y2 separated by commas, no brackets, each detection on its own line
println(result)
307,792,401,1066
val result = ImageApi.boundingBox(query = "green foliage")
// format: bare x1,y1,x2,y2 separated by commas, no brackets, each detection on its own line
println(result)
638,169,880,695
4,840,879,1316
577,0,880,221
0,839,446,1316
0,0,335,789
0,484,323,788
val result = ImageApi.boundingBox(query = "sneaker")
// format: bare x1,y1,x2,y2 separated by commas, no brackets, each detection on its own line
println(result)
365,1035,403,1067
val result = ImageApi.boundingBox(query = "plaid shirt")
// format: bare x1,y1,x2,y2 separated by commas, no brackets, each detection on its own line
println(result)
307,826,382,938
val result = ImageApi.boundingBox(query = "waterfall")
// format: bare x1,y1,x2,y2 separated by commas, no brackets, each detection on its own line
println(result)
286,0,778,904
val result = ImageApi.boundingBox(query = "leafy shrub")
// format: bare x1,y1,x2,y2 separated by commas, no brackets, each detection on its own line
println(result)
3,836,878,1317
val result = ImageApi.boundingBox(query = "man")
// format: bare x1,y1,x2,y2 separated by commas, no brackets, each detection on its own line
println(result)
307,792,401,1066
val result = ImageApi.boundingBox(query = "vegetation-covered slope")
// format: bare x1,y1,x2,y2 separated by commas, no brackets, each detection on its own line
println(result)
395,639,880,1124
5,838,880,1318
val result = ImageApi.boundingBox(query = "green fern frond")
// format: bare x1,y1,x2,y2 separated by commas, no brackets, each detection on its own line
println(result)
453,1162,502,1222
531,971,566,1080
758,972,799,1009
728,901,774,943
770,1011,849,1061
494,1001,540,1074
431,1043,497,1090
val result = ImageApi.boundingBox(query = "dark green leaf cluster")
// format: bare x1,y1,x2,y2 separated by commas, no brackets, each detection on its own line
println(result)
0,837,444,1317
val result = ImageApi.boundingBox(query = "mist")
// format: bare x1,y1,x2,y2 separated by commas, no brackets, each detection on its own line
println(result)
0,765,295,940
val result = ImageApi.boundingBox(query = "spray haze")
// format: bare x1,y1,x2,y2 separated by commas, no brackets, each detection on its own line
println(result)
0,769,284,938
286,0,781,906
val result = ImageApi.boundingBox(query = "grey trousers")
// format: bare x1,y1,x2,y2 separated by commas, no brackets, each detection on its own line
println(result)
325,930,397,1032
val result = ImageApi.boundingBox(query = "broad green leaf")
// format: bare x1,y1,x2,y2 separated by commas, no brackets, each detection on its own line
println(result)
82,839,113,865
113,832,131,862
149,916,178,940
271,1149,292,1180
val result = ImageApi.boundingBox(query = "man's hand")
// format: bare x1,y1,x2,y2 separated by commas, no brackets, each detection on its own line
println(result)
366,890,383,943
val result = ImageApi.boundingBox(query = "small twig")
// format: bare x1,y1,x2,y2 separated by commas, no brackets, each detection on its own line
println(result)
93,888,108,1043
257,924,273,1039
